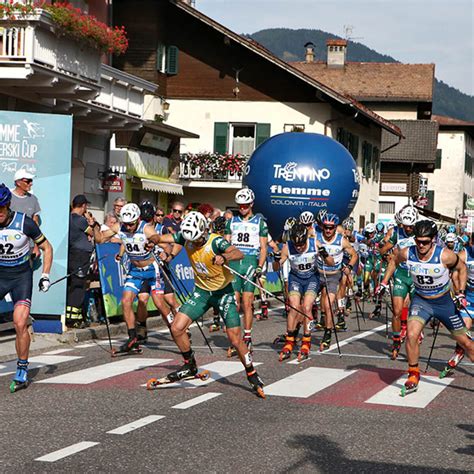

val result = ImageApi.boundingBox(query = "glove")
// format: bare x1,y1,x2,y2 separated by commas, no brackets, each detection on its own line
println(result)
115,254,122,262
453,293,467,311
375,282,389,297
273,251,281,263
319,246,329,259
38,273,50,292
255,266,263,279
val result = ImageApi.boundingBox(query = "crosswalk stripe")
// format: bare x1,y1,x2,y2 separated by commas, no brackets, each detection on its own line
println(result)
35,441,99,462
172,393,222,409
326,324,386,352
38,358,171,385
107,415,165,435
149,361,262,389
364,375,453,408
0,355,83,378
265,367,356,398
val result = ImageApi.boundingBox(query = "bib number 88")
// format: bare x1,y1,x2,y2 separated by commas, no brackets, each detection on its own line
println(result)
237,233,250,243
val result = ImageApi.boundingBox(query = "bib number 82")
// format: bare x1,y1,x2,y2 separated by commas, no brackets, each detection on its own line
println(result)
0,243,14,255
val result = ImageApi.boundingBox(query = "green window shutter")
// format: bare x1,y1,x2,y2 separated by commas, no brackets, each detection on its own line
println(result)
373,146,379,180
435,149,442,169
427,190,435,211
156,43,165,73
166,45,179,75
214,122,229,154
337,127,343,143
256,123,271,147
349,134,359,160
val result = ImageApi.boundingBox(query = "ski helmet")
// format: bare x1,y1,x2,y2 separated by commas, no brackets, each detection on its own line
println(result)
448,224,456,233
140,200,155,222
120,203,141,224
445,232,457,243
290,223,308,246
387,220,396,230
460,235,469,246
414,220,438,238
235,188,255,205
299,211,315,225
316,209,328,226
0,184,11,206
181,211,208,241
342,218,354,231
399,206,418,226
212,216,227,234
284,216,297,231
364,223,376,234
375,222,385,233
322,213,339,226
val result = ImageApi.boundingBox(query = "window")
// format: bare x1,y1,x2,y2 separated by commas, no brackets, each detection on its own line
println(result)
362,141,373,179
379,201,395,214
372,147,380,182
426,190,435,211
337,128,359,161
465,153,473,177
435,149,442,169
370,212,375,223
156,44,179,75
213,122,271,155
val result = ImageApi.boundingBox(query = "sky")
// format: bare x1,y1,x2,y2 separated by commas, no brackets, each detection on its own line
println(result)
197,0,473,96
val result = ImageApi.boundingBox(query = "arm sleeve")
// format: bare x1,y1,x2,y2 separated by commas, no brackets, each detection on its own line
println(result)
259,218,269,237
23,216,45,244
212,236,231,254
172,232,186,245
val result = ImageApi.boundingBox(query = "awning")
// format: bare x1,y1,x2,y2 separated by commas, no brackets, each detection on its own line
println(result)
141,178,183,195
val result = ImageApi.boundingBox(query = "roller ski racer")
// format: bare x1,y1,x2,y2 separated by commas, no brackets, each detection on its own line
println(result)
147,211,265,398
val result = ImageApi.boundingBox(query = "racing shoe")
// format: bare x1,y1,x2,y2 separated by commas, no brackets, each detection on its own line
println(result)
247,369,265,399
400,366,420,397
279,335,295,361
335,313,347,331
319,329,332,352
10,359,29,393
227,346,237,358
297,334,312,361
112,337,142,357
136,324,148,344
167,355,198,382
439,345,465,379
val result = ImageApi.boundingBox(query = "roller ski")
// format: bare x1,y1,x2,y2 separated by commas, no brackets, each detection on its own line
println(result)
147,357,209,389
400,366,420,397
335,313,347,331
390,336,401,360
279,334,295,361
111,337,142,357
209,317,221,332
297,334,312,362
369,303,382,320
247,369,265,399
439,346,465,379
319,329,332,352
10,359,30,393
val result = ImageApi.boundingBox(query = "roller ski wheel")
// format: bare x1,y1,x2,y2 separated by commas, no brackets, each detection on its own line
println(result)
10,380,30,393
319,329,332,352
247,370,265,399
227,346,237,358
439,366,454,379
400,368,420,397
146,370,210,390
209,322,221,332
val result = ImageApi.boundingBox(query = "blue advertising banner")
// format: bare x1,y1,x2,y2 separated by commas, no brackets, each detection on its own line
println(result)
0,111,72,316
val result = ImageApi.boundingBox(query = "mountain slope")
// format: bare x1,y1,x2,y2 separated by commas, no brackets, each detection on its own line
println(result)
247,28,474,121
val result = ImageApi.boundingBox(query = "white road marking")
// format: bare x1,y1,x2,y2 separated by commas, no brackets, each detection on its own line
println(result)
107,415,165,435
287,356,312,365
0,355,83,377
172,392,222,409
78,340,119,348
326,324,386,352
42,348,76,355
365,375,453,408
265,367,356,398
143,361,261,389
35,441,99,462
38,358,171,385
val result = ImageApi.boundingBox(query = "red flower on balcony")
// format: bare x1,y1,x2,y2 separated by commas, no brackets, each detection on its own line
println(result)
0,1,128,55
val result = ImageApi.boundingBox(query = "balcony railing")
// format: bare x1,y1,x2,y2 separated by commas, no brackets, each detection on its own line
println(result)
179,162,243,182
0,9,101,84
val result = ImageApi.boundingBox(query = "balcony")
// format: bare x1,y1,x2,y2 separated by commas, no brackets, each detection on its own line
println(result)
0,8,101,101
178,153,247,188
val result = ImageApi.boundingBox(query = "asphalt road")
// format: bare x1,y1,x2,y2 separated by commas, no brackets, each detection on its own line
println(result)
1,300,472,473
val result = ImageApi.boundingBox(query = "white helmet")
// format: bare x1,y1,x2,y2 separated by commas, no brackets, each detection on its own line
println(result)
120,203,140,223
299,211,315,225
235,188,255,205
445,232,457,243
181,211,208,241
387,220,396,230
399,206,418,226
365,223,376,234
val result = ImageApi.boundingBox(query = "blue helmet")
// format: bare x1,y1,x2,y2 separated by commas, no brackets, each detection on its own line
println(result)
448,224,456,233
322,213,340,226
0,184,12,206
460,235,469,246
376,222,385,233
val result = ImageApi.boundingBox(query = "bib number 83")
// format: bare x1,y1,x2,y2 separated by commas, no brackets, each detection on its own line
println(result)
416,275,434,285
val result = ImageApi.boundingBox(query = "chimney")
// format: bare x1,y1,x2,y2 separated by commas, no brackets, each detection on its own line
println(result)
304,42,315,63
326,39,347,68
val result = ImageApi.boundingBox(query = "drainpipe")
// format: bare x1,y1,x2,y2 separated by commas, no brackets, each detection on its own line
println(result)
380,134,402,154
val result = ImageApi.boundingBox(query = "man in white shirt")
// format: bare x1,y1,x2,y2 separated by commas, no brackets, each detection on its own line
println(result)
10,169,41,225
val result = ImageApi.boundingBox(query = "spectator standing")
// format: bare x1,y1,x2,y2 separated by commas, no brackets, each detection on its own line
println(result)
10,170,41,224
66,194,102,328
112,197,127,220
163,200,185,233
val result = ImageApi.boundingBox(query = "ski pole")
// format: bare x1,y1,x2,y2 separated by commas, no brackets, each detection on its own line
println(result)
320,265,342,357
222,263,313,322
425,320,440,372
156,259,213,354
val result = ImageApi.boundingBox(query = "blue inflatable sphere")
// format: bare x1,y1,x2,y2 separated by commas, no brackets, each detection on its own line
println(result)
243,133,359,237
